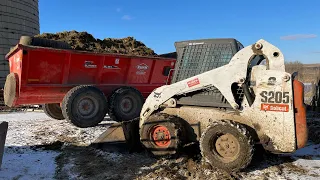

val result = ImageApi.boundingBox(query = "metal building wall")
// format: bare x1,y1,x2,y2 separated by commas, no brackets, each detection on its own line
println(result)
0,0,40,88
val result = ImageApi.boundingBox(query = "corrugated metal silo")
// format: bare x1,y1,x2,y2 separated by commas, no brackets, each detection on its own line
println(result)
0,0,40,88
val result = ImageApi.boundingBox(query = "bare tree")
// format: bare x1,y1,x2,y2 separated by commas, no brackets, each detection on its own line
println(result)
285,61,305,81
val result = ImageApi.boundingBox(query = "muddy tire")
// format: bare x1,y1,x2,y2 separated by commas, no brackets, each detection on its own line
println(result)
140,113,185,156
62,85,108,128
20,36,72,50
108,87,144,122
43,103,64,120
200,120,254,172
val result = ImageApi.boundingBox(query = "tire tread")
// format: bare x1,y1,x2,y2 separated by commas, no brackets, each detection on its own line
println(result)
108,86,144,122
61,85,107,128
140,112,185,156
199,120,254,172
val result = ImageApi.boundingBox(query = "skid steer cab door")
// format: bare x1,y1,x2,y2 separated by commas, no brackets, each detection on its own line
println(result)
243,63,307,153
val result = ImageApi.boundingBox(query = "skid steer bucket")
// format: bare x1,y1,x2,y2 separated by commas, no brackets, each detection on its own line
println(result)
91,118,143,153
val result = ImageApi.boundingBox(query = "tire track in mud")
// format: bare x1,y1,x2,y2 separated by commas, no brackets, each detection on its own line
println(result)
40,111,320,179
50,143,232,180
2,112,320,179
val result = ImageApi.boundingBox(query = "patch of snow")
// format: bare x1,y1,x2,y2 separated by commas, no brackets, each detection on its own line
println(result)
294,158,320,177
242,143,320,179
0,112,113,180
244,165,285,179
2,112,50,122
0,147,59,180
2,112,112,146
293,144,320,156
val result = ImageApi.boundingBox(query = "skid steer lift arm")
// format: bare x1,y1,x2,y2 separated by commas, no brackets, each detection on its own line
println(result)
139,39,285,127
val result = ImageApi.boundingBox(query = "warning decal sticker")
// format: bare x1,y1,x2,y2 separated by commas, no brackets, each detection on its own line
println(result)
187,78,200,87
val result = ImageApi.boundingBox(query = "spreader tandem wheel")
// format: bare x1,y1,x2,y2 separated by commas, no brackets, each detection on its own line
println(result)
43,103,64,120
140,113,185,156
200,120,254,172
62,85,108,128
108,87,144,122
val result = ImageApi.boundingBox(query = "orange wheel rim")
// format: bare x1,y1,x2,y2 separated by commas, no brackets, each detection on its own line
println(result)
152,125,171,147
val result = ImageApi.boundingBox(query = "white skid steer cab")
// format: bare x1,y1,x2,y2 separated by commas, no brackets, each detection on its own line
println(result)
92,39,308,172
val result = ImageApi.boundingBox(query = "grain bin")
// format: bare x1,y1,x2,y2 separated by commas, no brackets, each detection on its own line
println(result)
0,0,40,88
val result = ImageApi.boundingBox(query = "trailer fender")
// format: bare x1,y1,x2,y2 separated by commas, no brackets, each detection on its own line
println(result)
4,73,19,107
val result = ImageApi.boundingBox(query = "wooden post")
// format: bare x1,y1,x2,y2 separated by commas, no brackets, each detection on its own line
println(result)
0,121,8,169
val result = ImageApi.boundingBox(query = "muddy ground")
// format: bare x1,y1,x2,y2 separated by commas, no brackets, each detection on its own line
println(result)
1,111,320,180
51,143,320,180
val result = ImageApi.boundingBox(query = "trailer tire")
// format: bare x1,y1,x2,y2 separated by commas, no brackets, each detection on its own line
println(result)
20,36,72,50
62,85,108,128
140,113,185,156
108,87,144,122
200,120,254,172
43,103,65,120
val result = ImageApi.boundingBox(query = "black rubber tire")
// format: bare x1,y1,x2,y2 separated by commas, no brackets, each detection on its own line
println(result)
108,87,144,122
62,85,108,128
43,103,65,120
20,36,72,50
140,113,185,156
200,120,254,172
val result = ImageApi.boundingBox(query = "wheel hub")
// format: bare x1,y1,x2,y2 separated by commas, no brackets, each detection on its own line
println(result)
120,97,133,113
152,125,171,147
215,134,240,159
77,97,98,117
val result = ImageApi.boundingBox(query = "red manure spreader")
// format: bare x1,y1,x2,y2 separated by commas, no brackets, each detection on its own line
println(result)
4,36,176,127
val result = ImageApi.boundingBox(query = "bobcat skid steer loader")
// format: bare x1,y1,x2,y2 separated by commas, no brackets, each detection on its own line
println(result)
92,39,308,172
